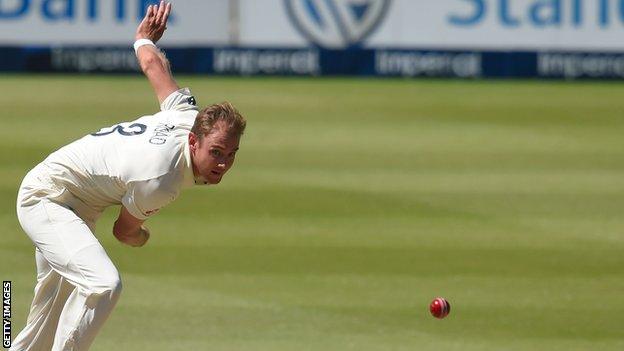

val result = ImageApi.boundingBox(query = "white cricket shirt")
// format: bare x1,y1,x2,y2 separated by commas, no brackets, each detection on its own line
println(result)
32,88,201,221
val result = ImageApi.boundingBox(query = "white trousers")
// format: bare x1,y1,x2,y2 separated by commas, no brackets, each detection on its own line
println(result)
11,169,122,351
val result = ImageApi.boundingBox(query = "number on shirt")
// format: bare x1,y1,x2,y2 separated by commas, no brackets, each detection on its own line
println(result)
91,123,147,137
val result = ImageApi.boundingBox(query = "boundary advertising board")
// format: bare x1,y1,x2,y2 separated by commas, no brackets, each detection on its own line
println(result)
1,0,624,78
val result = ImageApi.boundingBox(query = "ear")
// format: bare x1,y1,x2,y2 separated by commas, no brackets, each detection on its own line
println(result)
188,132,198,152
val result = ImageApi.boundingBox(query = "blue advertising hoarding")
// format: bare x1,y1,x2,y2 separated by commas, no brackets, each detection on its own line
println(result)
1,0,624,78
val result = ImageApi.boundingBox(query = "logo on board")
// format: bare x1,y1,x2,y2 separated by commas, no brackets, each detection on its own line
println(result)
285,0,391,48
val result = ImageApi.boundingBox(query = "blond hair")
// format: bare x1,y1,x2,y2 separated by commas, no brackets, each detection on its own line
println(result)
191,102,246,139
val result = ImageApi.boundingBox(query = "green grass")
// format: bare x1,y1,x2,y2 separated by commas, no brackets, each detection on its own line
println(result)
1,75,624,350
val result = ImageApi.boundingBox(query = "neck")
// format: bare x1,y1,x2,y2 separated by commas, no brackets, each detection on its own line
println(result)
191,161,199,178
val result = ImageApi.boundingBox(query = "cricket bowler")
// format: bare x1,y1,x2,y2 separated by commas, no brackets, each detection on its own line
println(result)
10,2,245,349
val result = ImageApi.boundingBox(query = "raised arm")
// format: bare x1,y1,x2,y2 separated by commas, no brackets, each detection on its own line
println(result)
134,1,179,104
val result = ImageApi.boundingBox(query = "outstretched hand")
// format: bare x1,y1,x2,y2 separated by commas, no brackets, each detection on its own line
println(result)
135,1,172,43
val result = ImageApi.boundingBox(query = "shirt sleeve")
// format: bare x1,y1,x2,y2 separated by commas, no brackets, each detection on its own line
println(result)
160,87,199,112
121,178,179,220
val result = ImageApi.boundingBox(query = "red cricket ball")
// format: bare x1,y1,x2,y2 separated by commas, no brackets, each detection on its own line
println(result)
429,297,451,319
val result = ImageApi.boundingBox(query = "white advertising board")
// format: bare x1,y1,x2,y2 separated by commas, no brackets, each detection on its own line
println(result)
1,0,624,51
241,0,624,51
0,0,229,46
369,0,624,51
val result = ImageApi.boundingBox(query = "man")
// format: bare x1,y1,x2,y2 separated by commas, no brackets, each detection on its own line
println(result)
11,2,245,350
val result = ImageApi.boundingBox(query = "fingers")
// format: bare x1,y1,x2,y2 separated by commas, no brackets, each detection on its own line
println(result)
137,1,169,40
153,2,162,23
154,1,167,25
162,2,172,25
138,4,153,26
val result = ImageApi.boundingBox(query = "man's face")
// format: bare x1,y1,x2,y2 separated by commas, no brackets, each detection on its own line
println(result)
189,121,240,185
